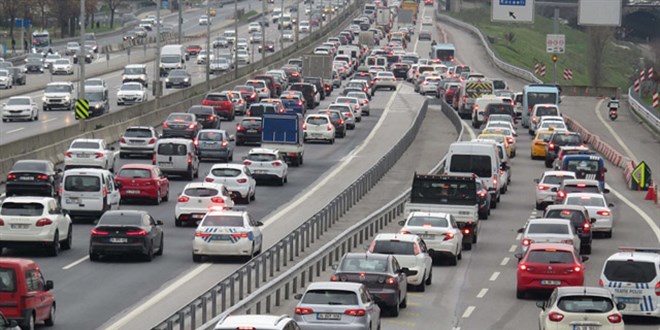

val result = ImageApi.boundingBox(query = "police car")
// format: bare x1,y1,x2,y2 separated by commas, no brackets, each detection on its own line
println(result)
192,208,263,262
599,247,660,318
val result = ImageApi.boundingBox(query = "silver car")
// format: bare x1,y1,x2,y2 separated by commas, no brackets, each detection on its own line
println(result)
534,170,576,210
519,218,581,254
293,281,381,330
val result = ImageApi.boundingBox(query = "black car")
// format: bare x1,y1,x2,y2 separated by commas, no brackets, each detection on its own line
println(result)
233,85,259,105
545,132,583,168
543,205,594,254
288,83,318,109
258,41,275,53
6,160,61,197
25,58,44,73
89,210,164,262
331,253,412,316
162,113,202,139
418,31,432,41
246,103,278,118
475,178,491,220
303,77,326,100
319,109,346,138
391,63,410,80
165,69,192,88
72,47,94,64
86,88,109,117
8,67,26,85
188,105,220,129
235,117,262,145
122,31,138,41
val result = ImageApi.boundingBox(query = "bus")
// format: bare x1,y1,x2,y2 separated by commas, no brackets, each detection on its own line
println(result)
521,84,561,128
400,0,418,16
431,43,456,63
31,30,51,53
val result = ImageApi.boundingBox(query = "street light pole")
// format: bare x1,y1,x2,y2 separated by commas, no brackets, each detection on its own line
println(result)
261,0,267,64
280,0,284,57
234,0,239,79
178,1,183,44
295,2,300,45
79,0,86,102
205,0,211,91
154,0,161,106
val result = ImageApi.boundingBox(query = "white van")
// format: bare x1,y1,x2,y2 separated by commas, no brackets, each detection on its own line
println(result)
473,139,510,193
472,95,502,128
366,56,386,67
60,168,120,219
337,45,360,60
444,141,502,208
159,44,188,76
530,103,561,134
154,138,200,180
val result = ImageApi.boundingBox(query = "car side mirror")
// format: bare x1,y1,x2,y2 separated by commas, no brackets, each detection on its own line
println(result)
109,146,115,151
115,182,123,189
256,221,264,227
533,178,539,183
294,293,303,300
229,135,235,142
536,301,545,310
156,220,164,226
550,187,557,192
400,267,417,276
56,168,63,173
517,227,524,233
581,256,589,262
603,188,610,194
616,302,626,310
398,220,405,226
8,320,18,327
45,280,54,291
608,203,614,207
514,253,523,261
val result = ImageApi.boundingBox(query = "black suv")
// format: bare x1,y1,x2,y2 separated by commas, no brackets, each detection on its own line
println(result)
303,77,326,100
545,132,583,168
318,109,346,138
543,205,594,254
288,83,318,109
188,105,220,129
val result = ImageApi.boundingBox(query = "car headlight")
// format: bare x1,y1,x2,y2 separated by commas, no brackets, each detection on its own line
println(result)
63,96,70,102
184,78,189,81
42,96,47,102
165,78,170,82
140,75,146,80
95,103,101,108
122,75,127,80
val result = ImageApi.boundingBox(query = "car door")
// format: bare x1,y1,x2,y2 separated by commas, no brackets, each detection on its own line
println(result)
391,258,406,300
24,268,52,321
48,200,66,236
154,168,168,197
243,167,257,192
360,286,378,328
248,215,262,247
106,174,120,207
418,239,433,274
148,215,162,246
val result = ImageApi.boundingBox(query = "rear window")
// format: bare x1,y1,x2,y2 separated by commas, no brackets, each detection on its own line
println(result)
564,184,600,194
240,119,261,128
12,161,48,172
0,268,17,292
202,215,243,227
118,169,151,178
543,175,572,185
247,153,277,162
198,131,224,141
486,104,513,115
205,94,229,102
449,154,492,178
526,250,575,264
371,240,415,255
536,106,558,116
307,117,329,125
188,107,213,115
168,114,193,121
0,202,44,216
211,168,242,177
124,129,152,138
99,213,142,225
553,134,581,145
407,216,448,227
340,258,388,272
604,260,657,283
527,223,569,235
71,141,100,149
566,197,605,207
157,143,188,156
184,187,218,197
545,209,587,227
302,290,359,305
64,175,101,192
557,296,614,313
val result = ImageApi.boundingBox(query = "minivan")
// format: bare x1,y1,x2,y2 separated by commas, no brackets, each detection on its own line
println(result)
60,168,120,219
0,258,55,329
154,138,200,180
444,141,503,208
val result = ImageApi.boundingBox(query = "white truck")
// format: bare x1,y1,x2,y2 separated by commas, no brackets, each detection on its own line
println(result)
159,44,188,77
404,173,480,250
376,7,391,28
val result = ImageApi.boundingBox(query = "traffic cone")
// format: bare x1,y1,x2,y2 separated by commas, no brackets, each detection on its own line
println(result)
645,184,656,202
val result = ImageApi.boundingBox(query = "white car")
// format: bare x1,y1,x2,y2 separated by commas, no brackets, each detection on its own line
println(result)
248,22,262,33
199,15,211,25
485,120,517,136
536,287,625,330
43,53,61,69
374,71,397,91
299,21,311,33
398,211,463,265
119,126,159,158
50,59,74,75
282,31,294,42
422,16,433,25
65,41,80,55
0,69,13,89
563,193,614,238
368,233,433,291
196,50,213,64
519,218,581,254
209,58,231,73
64,138,117,171
236,49,250,64
344,92,369,118
535,118,567,135
335,96,365,117
174,182,234,227
534,171,577,210
0,197,73,256
2,96,38,122
117,82,148,105
192,209,263,262
236,38,249,50
204,164,257,204
418,76,443,95
303,114,335,143
243,148,289,185
249,32,263,44
313,47,331,55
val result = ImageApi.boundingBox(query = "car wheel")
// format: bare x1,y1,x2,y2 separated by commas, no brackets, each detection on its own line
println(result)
144,242,154,262
491,199,497,209
61,225,73,250
457,247,463,260
154,192,161,205
34,111,39,121
194,167,199,179
449,253,458,266
48,231,60,256
44,305,55,326
425,269,432,285
24,313,35,330
243,193,251,205
462,242,472,251
416,278,426,292
250,190,256,201
544,159,553,168
580,244,591,255
89,251,100,261
155,234,164,256
516,289,526,299
535,201,544,210
279,176,285,186
399,294,407,308
478,208,488,220
192,253,202,262
162,189,169,202
1,118,6,122
186,169,194,181
175,217,182,227
330,138,335,144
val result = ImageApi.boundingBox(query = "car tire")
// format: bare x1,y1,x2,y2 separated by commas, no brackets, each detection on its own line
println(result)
604,231,612,239
449,253,458,266
144,242,154,262
163,189,169,202
45,305,55,326
416,278,426,292
61,225,73,250
155,234,164,256
192,253,202,263
457,248,463,260
194,167,199,179
491,199,497,209
186,169,194,181
1,118,6,122
535,201,544,211
580,244,591,255
329,138,335,144
502,184,508,194
462,242,472,251
24,313,35,330
279,176,285,186
89,252,100,262
250,190,256,201
175,218,182,227
544,159,553,168
48,231,60,257
154,192,161,205
516,289,526,299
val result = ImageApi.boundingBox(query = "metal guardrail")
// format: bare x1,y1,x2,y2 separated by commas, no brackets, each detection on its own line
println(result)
193,98,464,330
628,87,660,133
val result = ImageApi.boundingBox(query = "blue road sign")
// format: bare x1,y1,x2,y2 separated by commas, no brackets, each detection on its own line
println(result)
15,19,31,28
500,0,526,5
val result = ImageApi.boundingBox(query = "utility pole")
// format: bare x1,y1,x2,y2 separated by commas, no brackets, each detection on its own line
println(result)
79,0,86,103
552,7,559,85
234,0,239,79
280,0,285,57
154,0,161,107
205,0,211,91
178,1,183,44
295,1,300,45
261,0,267,64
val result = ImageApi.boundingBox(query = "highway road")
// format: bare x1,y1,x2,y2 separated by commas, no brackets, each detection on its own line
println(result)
0,0,303,145
265,4,660,330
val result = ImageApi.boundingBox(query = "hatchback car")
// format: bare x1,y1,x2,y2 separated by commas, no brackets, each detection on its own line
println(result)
543,205,595,255
0,258,55,329
119,126,159,158
534,171,577,210
303,114,335,144
5,160,60,197
563,193,614,238
344,92,369,118
195,129,234,161
89,210,164,261
235,117,263,145
204,164,257,204
63,139,116,171
318,109,346,138
175,182,234,227
243,148,288,185
554,179,607,204
162,113,202,139
536,286,625,330
192,209,263,261
328,103,356,130
398,211,463,265
114,164,169,205
165,69,192,88
188,105,220,129
201,92,236,121
368,233,433,292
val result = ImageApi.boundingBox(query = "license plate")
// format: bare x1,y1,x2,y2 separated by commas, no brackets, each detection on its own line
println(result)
311,133,321,137
247,129,257,133
11,224,29,229
192,214,204,219
254,170,268,174
126,190,140,194
65,198,79,204
317,313,341,320
420,234,435,239
77,154,91,158
616,297,640,304
19,176,35,181
541,280,561,286
573,326,599,330
211,235,231,241
159,162,173,168
109,238,128,243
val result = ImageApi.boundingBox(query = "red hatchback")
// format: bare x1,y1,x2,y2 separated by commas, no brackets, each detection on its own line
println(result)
202,92,236,121
515,243,586,299
115,164,170,205
0,258,55,329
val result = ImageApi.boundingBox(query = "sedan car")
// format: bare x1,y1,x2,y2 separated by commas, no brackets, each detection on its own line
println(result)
116,82,149,105
331,253,411,316
398,211,463,265
250,32,263,44
258,41,276,53
89,210,164,261
519,218,581,254
195,129,234,161
186,44,202,55
0,197,73,256
536,287,625,330
328,103,356,129
368,233,433,291
25,58,45,73
2,96,38,122
192,209,263,261
0,69,13,89
534,171,577,210
63,138,116,171
235,117,262,146
119,126,159,158
544,205,594,255
374,71,397,91
162,113,202,139
204,164,257,204
243,148,288,185
202,92,236,120
114,164,169,205
5,160,60,197
344,92,369,118
65,41,80,55
293,282,381,330
50,59,74,75
188,105,220,129
165,69,192,88
236,49,250,64
175,182,234,227
210,58,231,73
563,193,614,238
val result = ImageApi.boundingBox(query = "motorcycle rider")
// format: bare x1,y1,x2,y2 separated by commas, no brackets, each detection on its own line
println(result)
607,96,619,109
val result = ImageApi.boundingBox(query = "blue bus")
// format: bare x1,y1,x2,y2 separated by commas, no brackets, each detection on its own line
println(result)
522,84,560,128
431,43,456,64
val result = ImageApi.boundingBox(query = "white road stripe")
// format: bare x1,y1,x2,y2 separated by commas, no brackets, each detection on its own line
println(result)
489,272,500,281
509,244,517,252
608,185,660,243
515,233,522,241
43,118,57,123
476,288,488,298
6,128,24,134
593,99,638,162
462,306,475,318
500,257,510,266
62,256,89,270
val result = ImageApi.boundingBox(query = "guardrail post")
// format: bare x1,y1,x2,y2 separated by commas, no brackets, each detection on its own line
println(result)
316,260,321,277
309,265,314,282
256,301,261,314
276,288,281,307
178,311,185,330
290,235,296,260
201,298,207,324
239,270,245,300
301,269,306,288
211,289,217,317
221,283,227,312
230,276,235,307
305,224,311,248
341,241,346,256
285,282,290,300
247,264,252,294
299,227,305,253
166,320,173,330
278,244,283,270
359,229,364,245
293,276,298,294
283,240,288,267
266,295,272,313
254,260,260,290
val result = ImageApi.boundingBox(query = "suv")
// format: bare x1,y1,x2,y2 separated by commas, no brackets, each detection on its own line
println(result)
42,82,75,111
122,64,148,87
543,204,594,254
86,86,109,117
554,179,607,204
0,258,56,328
545,131,583,168
214,315,300,330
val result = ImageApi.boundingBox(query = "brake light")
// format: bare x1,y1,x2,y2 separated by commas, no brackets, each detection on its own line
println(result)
178,196,190,202
187,153,193,164
655,282,660,296
126,229,147,236
302,124,307,130
250,93,257,98
194,231,211,238
537,185,549,190
597,210,610,216
582,222,591,233
519,264,529,271
599,279,604,287
478,191,486,197
210,197,225,203
607,314,622,324
208,116,214,120
236,125,244,131
442,232,454,241
163,122,169,128
243,160,253,165
6,174,16,180
298,101,303,106
548,143,555,151
148,138,156,144
221,141,228,147
507,137,514,144
339,119,344,125
522,238,533,246
272,161,283,166
556,190,566,199
35,218,53,227
91,228,109,236
548,312,564,322
188,123,196,129
102,188,107,198
237,178,248,183
386,277,396,285
327,125,333,131
95,152,104,158
463,228,471,235
65,152,72,158
562,239,574,245
344,309,366,316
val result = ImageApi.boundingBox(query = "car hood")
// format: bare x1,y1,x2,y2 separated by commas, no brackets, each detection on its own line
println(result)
3,105,31,111
118,90,145,95
44,92,72,97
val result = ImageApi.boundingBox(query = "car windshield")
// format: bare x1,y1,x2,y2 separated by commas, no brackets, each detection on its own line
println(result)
184,187,219,197
483,128,511,136
45,85,72,93
71,141,100,149
564,184,600,194
346,93,366,100
553,134,581,145
87,92,104,102
161,56,180,64
527,223,569,234
536,106,558,116
543,175,572,185
202,215,243,227
240,119,261,128
55,59,69,65
0,268,16,292
566,196,605,207
247,153,277,162
489,115,513,123
124,68,144,75
604,260,657,282
124,129,152,138
557,296,614,313
99,213,142,226
118,168,151,179
302,290,359,305
337,97,357,104
64,175,101,192
211,168,242,177
157,143,187,156
371,240,415,255
86,80,103,87
7,98,30,106
27,59,42,64
406,216,449,227
339,257,388,273
206,94,229,102
12,161,47,172
198,131,224,141
486,104,513,115
121,84,142,91
169,70,188,77
565,159,600,173
526,250,574,264
0,202,44,216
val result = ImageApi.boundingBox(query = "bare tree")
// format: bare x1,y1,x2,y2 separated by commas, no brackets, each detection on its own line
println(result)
85,0,99,29
106,0,128,29
587,26,614,87
32,0,51,30
50,0,77,37
1,0,20,47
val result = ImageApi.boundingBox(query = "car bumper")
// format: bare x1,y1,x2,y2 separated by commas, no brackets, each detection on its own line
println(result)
44,102,72,109
64,209,106,217
236,133,262,143
193,237,254,256
2,111,32,119
304,131,334,141
91,242,147,255
591,216,613,231
120,187,159,199
517,274,584,291
198,149,230,159
536,190,557,204
6,182,53,196
0,231,56,245
292,321,370,330
120,144,155,153
368,288,399,307
117,97,146,104
426,241,459,256
64,159,106,169
375,82,396,89
162,130,196,139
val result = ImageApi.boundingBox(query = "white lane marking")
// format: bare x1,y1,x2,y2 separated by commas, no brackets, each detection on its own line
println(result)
608,185,660,243
43,118,57,123
103,264,211,330
509,244,517,253
462,306,475,318
531,211,537,215
476,288,488,298
489,272,500,281
500,257,510,266
412,5,427,53
5,128,24,134
593,99,638,163
62,256,89,270
515,233,522,241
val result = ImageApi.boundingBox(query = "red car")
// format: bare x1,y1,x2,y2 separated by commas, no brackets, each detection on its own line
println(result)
444,84,460,105
424,0,433,5
0,258,55,328
186,44,202,56
202,92,236,121
515,243,586,299
115,164,170,205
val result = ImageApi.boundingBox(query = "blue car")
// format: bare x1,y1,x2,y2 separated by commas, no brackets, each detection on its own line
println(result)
280,95,305,115
560,155,607,190
195,129,234,162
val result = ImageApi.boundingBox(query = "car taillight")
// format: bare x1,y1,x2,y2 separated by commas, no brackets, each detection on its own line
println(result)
597,210,610,216
344,309,366,316
537,184,549,190
178,196,190,202
65,152,72,158
187,153,193,163
195,231,211,238
120,138,126,143
607,314,622,324
210,197,225,203
188,123,196,129
556,190,566,199
582,222,591,233
91,228,109,236
463,228,471,235
272,161,283,166
237,178,248,183
148,138,156,144
231,233,249,238
302,124,307,130
354,105,360,110
221,141,228,147
522,238,533,246
35,218,53,227
548,312,564,322
462,96,466,102
295,307,314,315
95,152,104,158
163,122,169,128
655,282,660,296
102,188,107,197
243,160,253,165
6,174,17,180
478,191,486,197
442,232,454,241
202,100,211,106
327,125,333,131
599,279,604,286
548,143,555,150
562,239,573,245
339,119,344,125
35,175,49,181
126,229,147,236
507,137,514,144
236,125,244,131
386,277,396,285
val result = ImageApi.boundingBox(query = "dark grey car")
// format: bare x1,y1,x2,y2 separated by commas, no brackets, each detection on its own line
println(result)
89,210,164,262
165,69,192,88
8,67,26,85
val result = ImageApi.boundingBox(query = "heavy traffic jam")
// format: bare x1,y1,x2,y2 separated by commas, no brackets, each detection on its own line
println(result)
0,0,658,329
